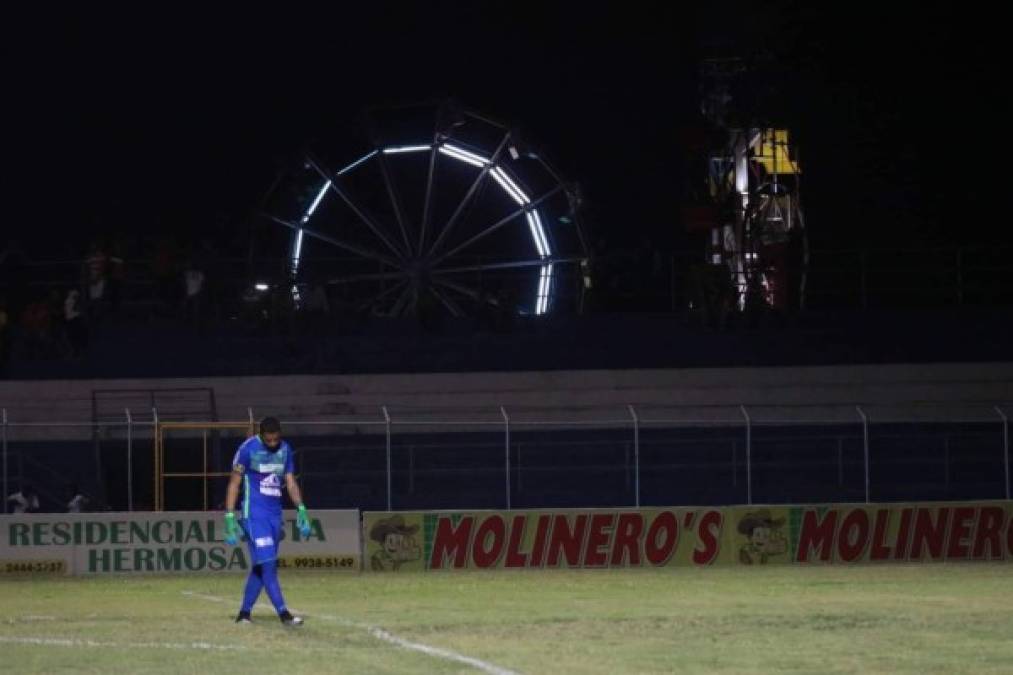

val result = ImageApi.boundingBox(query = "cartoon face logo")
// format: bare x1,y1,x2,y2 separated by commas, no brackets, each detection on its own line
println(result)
369,516,421,571
737,510,787,564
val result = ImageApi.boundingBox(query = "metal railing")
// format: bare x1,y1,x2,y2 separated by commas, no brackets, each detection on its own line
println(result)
2,403,1010,513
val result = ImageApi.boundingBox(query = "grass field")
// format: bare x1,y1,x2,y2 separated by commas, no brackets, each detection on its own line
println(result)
2,565,1013,674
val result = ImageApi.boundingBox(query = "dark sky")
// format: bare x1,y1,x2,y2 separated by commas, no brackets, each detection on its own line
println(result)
4,3,1002,256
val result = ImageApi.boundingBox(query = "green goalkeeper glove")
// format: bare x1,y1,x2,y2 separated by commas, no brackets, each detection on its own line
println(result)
296,504,311,538
224,511,239,546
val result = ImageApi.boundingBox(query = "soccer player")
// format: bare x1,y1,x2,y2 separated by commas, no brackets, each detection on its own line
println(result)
223,416,312,626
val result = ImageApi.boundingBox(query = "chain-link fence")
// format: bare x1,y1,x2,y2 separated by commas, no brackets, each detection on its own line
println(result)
2,404,1010,513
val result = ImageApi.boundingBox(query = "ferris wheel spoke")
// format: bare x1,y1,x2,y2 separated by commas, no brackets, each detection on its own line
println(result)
432,257,580,275
418,131,440,254
433,278,502,309
426,131,512,258
427,285,464,318
325,270,407,285
305,154,408,262
375,147,414,257
265,214,402,269
388,284,415,316
354,279,409,312
431,184,565,266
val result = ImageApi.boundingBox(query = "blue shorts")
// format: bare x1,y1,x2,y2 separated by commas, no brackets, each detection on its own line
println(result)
239,517,283,565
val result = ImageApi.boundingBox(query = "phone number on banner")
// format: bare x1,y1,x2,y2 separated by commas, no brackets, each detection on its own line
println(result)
1,560,66,575
277,556,357,570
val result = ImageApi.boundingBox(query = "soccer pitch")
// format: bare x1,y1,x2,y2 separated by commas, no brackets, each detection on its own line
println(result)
2,565,1013,674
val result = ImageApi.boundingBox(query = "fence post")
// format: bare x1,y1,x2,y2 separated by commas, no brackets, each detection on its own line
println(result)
857,406,870,503
501,406,511,510
628,405,640,508
2,408,7,514
996,405,1004,498
740,405,752,505
152,407,159,511
125,408,133,512
382,406,392,511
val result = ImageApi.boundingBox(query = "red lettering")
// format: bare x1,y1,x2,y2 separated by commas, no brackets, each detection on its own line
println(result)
869,510,892,561
504,515,529,568
838,509,870,563
644,512,679,566
946,507,975,560
972,507,1005,560
472,516,506,568
546,515,588,567
910,508,950,560
583,513,615,568
530,515,552,567
610,513,643,567
430,516,473,569
693,510,722,565
894,508,913,560
797,509,837,563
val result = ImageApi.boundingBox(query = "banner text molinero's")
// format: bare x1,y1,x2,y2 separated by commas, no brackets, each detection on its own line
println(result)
362,502,1013,572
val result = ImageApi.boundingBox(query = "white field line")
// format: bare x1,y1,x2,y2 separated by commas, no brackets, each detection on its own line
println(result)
0,635,245,651
182,590,521,675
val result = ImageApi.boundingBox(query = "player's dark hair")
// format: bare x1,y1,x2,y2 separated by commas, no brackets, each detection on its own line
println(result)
260,416,282,434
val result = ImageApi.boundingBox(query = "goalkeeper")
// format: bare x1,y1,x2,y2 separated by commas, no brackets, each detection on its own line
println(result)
223,416,311,626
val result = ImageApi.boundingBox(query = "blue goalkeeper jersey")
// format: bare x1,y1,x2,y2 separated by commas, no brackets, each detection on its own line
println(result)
232,435,295,520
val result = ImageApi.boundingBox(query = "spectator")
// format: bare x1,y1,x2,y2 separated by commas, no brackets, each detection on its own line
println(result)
64,288,87,357
66,484,90,513
7,487,39,514
85,241,109,318
181,260,205,327
107,240,125,317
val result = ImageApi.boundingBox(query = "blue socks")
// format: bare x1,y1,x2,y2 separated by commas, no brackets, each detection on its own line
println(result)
241,562,287,615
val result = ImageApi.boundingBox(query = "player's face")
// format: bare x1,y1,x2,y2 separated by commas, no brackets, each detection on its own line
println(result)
262,431,282,450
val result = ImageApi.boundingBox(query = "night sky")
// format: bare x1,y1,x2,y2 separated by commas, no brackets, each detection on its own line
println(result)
4,3,1001,258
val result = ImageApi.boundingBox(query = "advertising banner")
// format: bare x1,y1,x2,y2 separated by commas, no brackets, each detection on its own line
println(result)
1,510,361,576
362,501,1013,571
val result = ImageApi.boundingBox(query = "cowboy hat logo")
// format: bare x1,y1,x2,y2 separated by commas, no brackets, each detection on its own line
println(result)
737,509,787,565
369,515,422,571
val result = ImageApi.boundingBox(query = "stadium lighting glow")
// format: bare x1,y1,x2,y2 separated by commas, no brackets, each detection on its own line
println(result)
255,283,270,291
438,145,486,168
336,149,378,175
441,143,491,166
382,145,431,154
301,181,331,224
535,263,553,315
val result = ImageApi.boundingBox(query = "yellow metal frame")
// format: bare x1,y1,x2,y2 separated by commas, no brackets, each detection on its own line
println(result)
154,421,256,511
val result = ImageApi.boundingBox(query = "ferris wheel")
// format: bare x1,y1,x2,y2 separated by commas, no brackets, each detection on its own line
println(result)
261,102,589,317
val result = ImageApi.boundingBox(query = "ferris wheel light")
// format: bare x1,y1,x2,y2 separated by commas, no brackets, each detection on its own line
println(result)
382,145,432,154
441,143,491,166
532,210,552,256
293,229,305,265
491,166,529,204
526,212,547,257
438,145,486,168
336,149,379,175
301,180,332,224
490,167,529,205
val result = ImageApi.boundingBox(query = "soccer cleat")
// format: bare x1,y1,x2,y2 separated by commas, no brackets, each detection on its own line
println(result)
279,610,304,627
235,610,252,624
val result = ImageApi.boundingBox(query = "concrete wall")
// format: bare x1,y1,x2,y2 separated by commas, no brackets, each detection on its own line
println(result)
2,362,1012,439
